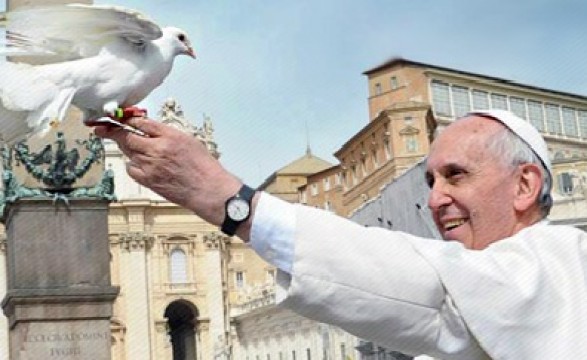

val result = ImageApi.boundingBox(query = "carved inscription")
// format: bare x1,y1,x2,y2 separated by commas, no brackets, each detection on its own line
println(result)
23,331,109,357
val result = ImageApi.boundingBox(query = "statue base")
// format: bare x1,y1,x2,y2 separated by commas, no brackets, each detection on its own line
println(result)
1,199,119,359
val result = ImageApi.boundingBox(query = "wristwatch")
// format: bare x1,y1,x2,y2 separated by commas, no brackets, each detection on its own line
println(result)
221,184,256,236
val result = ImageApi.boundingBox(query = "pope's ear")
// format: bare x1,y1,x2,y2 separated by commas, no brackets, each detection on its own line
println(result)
514,163,543,212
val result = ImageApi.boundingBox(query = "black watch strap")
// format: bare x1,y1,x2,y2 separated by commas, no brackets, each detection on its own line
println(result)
221,184,256,236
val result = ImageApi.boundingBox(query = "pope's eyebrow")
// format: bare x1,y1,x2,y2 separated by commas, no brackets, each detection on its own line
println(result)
424,162,468,188
443,163,469,177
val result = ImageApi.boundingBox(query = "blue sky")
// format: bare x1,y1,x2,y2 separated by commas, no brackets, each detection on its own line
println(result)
6,1,587,186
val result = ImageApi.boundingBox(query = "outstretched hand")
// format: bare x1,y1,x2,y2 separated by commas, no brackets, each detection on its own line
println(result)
94,117,246,231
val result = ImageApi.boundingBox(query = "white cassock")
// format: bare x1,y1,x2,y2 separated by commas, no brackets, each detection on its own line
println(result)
250,193,587,360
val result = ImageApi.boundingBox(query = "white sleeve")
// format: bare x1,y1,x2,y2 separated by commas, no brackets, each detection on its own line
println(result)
249,193,487,359
249,192,296,273
277,204,488,359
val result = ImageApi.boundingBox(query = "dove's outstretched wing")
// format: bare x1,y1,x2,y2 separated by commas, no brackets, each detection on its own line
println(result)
0,4,194,145
0,4,162,62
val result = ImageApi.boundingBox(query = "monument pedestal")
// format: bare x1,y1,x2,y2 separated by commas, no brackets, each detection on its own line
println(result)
1,199,119,360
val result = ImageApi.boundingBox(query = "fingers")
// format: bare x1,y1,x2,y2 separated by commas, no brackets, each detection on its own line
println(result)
94,117,165,138
94,117,161,154
125,117,165,138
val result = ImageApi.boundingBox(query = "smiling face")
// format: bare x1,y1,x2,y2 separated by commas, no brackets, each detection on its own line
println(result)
426,116,525,249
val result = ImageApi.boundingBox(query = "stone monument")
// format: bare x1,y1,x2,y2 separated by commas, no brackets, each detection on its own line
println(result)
0,125,118,360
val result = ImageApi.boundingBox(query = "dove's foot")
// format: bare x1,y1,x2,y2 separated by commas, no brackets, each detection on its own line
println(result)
85,106,148,135
49,119,59,129
109,106,148,122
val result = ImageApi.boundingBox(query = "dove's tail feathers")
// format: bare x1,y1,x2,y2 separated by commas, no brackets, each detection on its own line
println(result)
0,87,76,146
0,62,76,145
26,88,76,135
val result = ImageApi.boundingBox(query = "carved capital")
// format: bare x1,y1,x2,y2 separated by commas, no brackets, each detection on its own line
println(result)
203,232,228,250
120,232,154,251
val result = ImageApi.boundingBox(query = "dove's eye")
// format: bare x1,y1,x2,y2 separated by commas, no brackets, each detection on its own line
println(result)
177,34,186,42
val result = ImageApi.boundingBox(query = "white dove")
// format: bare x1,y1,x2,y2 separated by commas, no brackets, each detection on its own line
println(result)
0,3,195,144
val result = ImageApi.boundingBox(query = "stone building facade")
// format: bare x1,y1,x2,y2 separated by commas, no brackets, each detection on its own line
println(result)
300,58,587,226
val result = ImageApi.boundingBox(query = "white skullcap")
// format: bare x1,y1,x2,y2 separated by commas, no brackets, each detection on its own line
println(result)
465,109,552,177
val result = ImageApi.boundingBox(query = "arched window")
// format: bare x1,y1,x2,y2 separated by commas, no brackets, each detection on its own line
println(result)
170,248,188,284
165,300,198,360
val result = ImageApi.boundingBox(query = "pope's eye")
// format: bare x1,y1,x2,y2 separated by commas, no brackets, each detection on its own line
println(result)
177,34,186,42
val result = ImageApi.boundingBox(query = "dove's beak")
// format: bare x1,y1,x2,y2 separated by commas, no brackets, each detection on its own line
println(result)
185,47,196,58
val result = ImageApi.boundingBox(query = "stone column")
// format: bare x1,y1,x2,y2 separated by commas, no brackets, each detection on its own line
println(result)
0,237,8,360
119,232,154,360
203,232,228,359
1,199,119,360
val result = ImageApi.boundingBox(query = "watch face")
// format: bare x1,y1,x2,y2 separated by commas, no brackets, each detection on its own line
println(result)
227,198,250,222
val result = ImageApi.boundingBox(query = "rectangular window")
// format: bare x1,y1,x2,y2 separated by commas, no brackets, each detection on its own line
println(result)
528,100,545,131
406,136,418,153
490,93,508,110
340,344,346,360
509,97,527,119
306,348,311,360
323,177,330,191
562,107,578,137
431,81,451,116
235,271,245,288
545,104,562,135
374,83,382,95
170,249,188,284
558,172,574,195
471,90,489,110
310,183,318,196
335,173,342,186
579,110,587,138
452,85,470,118
390,76,399,90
